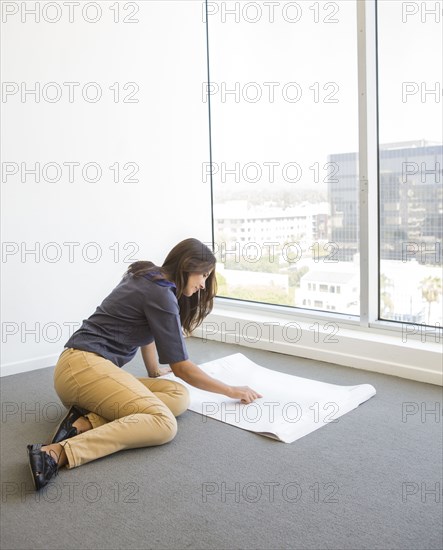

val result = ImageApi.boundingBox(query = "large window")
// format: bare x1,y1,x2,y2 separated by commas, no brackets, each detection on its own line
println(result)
206,0,359,315
205,0,442,328
377,0,442,327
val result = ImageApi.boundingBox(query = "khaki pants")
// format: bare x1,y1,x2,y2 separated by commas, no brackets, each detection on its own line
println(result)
53,348,190,469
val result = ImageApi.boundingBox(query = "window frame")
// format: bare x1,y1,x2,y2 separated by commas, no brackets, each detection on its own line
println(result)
204,0,442,346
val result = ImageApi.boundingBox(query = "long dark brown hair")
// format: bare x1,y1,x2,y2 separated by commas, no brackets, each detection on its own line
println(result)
125,238,217,334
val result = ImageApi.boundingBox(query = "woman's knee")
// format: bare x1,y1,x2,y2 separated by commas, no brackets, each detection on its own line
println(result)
169,383,190,417
152,411,178,445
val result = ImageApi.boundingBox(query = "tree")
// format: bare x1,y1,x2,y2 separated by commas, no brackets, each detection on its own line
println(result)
224,255,280,273
380,273,394,317
288,266,310,288
225,285,290,306
419,276,442,324
215,272,228,297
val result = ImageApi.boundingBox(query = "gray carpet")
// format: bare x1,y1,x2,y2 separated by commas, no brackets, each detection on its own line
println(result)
1,338,442,550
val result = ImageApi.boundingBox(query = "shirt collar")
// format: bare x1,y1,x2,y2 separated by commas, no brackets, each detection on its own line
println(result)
142,272,176,289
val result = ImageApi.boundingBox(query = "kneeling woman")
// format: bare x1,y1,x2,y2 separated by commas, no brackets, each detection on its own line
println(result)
27,238,262,490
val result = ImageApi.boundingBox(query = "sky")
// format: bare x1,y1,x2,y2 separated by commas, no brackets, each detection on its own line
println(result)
206,0,442,190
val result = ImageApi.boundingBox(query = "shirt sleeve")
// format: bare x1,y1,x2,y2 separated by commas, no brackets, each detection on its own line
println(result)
141,287,189,365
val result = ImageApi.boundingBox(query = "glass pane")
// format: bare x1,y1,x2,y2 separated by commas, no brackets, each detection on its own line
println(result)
207,0,359,315
377,0,443,326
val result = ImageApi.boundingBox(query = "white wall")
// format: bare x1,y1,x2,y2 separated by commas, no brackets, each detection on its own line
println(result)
1,1,212,375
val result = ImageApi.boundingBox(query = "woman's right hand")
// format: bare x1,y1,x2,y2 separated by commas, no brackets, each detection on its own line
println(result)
228,386,263,404
170,360,263,403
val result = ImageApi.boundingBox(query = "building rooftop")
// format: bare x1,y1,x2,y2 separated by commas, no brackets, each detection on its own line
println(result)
301,271,356,284
215,201,330,220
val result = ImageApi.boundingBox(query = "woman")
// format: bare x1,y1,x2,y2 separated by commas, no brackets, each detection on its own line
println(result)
27,238,262,490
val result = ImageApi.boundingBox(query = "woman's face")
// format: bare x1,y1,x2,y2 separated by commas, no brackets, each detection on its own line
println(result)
183,270,213,297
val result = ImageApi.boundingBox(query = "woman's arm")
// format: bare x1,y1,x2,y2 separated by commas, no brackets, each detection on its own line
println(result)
141,342,171,377
170,360,262,404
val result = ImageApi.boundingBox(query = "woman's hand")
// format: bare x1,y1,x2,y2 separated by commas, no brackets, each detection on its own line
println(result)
150,366,172,377
170,360,263,403
158,366,172,376
228,386,263,404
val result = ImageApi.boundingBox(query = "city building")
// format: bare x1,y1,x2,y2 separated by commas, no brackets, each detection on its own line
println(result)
297,269,359,315
328,141,442,264
214,200,330,254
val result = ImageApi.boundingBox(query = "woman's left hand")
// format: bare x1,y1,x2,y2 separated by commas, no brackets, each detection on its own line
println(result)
158,365,172,376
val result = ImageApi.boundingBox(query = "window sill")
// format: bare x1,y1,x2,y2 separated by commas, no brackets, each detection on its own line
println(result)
192,297,442,386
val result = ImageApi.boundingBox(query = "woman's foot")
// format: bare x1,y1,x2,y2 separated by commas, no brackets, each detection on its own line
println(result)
50,405,93,444
27,443,61,491
72,415,93,434
40,443,68,468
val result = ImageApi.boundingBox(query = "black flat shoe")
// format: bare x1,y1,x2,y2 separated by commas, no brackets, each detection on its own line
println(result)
27,444,59,491
50,404,89,444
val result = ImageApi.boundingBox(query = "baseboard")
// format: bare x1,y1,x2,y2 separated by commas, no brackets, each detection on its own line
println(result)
1,354,59,377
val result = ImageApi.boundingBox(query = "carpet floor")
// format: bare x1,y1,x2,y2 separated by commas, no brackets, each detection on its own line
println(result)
1,338,442,550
